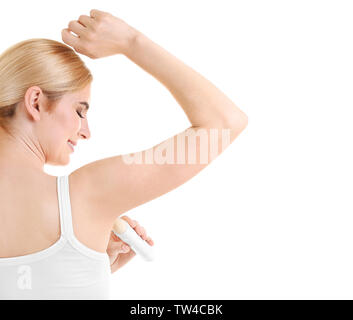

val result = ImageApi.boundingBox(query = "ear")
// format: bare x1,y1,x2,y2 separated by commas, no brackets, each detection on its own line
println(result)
23,86,46,121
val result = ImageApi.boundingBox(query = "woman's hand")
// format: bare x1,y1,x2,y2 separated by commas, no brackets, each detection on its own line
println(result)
106,215,154,273
61,9,139,59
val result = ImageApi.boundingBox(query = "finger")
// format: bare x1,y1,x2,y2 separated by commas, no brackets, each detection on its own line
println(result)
134,225,147,239
120,216,149,240
68,20,86,37
61,28,80,48
107,240,130,254
90,9,97,18
106,239,123,255
78,14,94,29
110,230,120,241
120,216,137,228
90,9,110,19
140,226,148,240
146,237,154,246
121,243,131,252
90,9,103,19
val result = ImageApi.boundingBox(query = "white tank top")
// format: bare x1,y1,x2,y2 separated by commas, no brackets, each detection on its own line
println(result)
0,175,112,300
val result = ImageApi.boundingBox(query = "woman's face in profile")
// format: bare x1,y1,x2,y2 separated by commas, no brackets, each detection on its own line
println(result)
38,83,92,166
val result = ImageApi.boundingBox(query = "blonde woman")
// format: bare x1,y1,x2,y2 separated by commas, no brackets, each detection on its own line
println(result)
0,9,248,299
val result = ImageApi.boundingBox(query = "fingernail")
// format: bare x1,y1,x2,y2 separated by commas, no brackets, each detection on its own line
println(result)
123,245,129,251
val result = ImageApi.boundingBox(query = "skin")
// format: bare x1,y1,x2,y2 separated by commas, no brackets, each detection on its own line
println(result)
109,216,154,273
0,84,92,170
0,84,154,273
59,8,245,272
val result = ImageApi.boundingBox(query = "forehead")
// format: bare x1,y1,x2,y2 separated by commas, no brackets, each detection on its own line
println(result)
59,85,91,104
71,85,91,100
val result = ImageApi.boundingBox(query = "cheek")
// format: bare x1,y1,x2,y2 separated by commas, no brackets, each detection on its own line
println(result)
43,112,80,146
61,114,81,133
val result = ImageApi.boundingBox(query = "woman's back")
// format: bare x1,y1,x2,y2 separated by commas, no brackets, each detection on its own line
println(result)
0,173,112,299
0,171,110,257
0,173,60,258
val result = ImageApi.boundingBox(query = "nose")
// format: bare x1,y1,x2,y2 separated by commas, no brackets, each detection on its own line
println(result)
78,121,91,140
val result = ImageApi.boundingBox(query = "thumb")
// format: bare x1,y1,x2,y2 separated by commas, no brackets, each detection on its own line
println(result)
107,240,130,255
120,242,131,253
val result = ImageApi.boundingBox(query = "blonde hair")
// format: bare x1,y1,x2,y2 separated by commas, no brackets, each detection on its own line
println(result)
0,38,92,133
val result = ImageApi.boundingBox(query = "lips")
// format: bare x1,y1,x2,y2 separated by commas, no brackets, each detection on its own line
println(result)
67,141,74,152
68,140,77,146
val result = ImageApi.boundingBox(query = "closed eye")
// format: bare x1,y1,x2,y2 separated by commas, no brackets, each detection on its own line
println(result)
76,110,85,119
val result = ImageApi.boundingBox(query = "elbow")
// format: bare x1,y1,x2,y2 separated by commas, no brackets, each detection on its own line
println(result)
226,110,248,129
238,112,248,129
197,109,248,141
224,111,248,141
242,113,248,130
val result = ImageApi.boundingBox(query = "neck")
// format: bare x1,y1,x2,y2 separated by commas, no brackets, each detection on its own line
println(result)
0,129,46,174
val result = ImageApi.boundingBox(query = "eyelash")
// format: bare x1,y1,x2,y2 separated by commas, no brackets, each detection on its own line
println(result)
76,110,85,119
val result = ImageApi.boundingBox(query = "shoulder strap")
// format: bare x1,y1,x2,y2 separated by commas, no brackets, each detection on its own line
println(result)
57,175,74,239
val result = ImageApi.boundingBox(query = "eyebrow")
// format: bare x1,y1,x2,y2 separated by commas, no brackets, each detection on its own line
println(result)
79,101,90,110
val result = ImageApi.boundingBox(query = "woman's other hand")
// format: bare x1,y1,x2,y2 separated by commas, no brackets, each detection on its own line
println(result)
61,9,139,59
106,215,154,273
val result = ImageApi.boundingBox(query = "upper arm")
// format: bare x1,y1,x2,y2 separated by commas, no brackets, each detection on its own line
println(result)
71,123,246,225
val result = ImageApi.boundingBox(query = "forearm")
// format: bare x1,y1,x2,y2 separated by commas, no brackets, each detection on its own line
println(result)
125,30,248,129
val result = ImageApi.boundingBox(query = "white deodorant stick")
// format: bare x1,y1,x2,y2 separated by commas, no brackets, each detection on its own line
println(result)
112,218,154,261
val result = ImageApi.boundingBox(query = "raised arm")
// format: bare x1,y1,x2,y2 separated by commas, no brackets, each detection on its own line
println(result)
124,27,248,134
62,9,247,134
62,9,248,228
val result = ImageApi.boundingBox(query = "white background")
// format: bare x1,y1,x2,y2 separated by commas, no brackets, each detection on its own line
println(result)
1,0,352,299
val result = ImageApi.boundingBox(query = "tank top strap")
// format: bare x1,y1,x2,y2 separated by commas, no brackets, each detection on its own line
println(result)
57,175,74,240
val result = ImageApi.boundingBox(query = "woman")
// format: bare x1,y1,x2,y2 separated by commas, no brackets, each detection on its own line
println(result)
0,9,248,299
